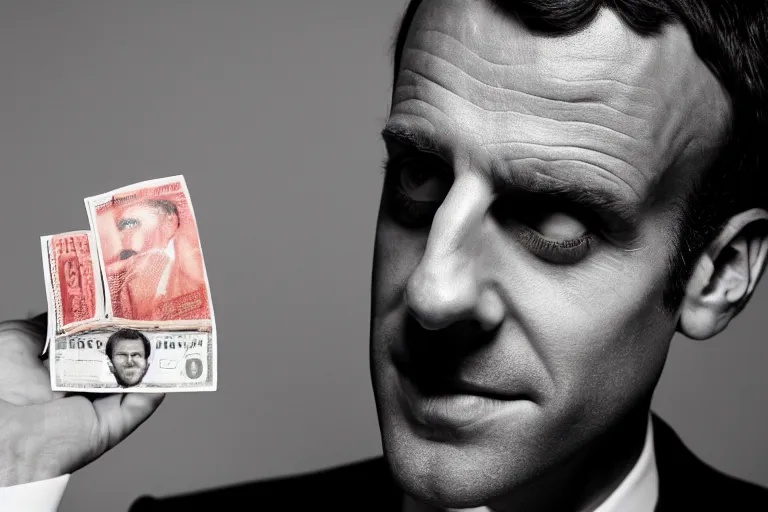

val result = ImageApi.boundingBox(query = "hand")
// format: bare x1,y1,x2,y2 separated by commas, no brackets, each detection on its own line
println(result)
0,314,164,486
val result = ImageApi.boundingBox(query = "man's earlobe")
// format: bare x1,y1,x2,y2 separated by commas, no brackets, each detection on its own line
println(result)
678,208,768,340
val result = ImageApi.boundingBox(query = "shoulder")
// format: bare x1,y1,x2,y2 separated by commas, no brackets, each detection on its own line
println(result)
652,414,768,510
128,456,401,511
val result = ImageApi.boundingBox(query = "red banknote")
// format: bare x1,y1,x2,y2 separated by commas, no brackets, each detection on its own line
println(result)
41,231,104,333
84,175,213,326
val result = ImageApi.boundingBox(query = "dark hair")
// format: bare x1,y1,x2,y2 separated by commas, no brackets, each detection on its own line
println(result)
144,198,180,227
391,0,768,312
106,329,151,359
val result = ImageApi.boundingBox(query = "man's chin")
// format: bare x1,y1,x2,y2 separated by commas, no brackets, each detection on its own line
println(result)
117,373,145,387
379,416,545,510
383,442,523,509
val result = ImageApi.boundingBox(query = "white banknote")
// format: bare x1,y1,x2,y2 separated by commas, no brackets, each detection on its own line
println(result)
51,330,214,391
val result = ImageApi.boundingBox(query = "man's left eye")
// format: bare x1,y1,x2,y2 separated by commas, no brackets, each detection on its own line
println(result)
528,212,589,240
491,196,597,264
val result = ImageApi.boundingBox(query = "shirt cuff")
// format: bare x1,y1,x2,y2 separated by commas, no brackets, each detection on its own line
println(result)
0,474,70,511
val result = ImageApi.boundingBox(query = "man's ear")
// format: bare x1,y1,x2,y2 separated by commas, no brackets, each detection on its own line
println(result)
678,208,768,340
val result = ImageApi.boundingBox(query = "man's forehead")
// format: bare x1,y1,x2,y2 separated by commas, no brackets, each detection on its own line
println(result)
394,0,731,200
115,338,143,350
120,202,156,217
410,0,705,86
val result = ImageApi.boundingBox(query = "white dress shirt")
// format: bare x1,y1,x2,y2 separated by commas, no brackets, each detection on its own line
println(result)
0,418,657,512
0,474,70,511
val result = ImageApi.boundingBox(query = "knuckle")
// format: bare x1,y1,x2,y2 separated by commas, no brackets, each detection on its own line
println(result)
0,320,44,345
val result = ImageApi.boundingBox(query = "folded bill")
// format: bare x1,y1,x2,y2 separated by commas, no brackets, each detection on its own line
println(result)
40,175,216,392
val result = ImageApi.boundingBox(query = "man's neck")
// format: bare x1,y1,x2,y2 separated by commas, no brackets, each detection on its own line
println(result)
403,406,653,512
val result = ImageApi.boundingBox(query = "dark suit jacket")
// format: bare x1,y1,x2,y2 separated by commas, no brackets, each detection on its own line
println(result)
129,414,768,511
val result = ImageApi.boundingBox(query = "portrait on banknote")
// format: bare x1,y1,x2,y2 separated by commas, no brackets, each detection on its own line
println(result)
87,177,211,323
41,175,216,393
105,329,152,387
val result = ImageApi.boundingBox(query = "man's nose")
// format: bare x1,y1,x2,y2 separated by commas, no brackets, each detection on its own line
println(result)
404,175,505,332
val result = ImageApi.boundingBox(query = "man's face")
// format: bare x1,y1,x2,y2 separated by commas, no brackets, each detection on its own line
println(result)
110,338,149,387
369,0,731,507
116,203,177,261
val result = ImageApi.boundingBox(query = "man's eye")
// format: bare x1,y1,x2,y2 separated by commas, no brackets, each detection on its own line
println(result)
399,165,450,203
517,212,595,264
117,218,139,231
384,159,452,229
527,212,588,241
492,197,596,264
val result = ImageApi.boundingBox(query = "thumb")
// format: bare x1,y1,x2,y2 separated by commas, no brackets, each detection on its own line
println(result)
92,393,165,450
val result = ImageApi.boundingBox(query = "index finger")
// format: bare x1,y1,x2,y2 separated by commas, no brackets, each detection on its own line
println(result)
0,314,48,352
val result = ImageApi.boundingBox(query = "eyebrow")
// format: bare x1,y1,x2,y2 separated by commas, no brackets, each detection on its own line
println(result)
381,124,444,157
491,160,641,233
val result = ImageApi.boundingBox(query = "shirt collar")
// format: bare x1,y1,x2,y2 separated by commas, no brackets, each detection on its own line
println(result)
593,414,658,512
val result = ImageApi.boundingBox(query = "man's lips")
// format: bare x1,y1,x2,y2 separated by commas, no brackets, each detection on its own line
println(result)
392,351,528,402
392,352,533,430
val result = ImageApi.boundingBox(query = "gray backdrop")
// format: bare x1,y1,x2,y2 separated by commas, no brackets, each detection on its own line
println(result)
0,2,764,511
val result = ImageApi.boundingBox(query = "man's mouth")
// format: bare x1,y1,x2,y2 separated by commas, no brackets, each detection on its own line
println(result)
391,349,533,431
394,353,522,401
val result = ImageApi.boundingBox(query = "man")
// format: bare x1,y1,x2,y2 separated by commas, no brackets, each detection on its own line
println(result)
106,329,152,388
104,198,209,321
1,0,767,510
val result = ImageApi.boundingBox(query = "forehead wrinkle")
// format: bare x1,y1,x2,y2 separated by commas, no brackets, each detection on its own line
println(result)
397,55,648,144
392,69,650,197
396,34,666,193
484,140,641,188
404,27,660,121
391,92,647,201
393,58,643,151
